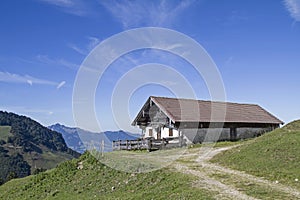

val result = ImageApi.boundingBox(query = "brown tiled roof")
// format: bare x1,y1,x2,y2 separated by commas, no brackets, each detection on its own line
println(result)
137,96,283,124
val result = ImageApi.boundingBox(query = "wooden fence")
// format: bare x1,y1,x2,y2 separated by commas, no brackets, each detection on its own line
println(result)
112,137,182,151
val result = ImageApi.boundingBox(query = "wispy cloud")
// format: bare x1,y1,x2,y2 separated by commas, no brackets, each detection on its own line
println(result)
68,36,101,55
68,44,87,55
39,0,195,28
57,81,66,89
0,106,54,116
36,55,79,70
24,109,54,115
40,0,74,7
0,71,56,85
0,71,66,89
38,0,91,16
100,0,195,29
222,10,250,26
284,0,300,21
86,36,100,50
225,56,234,65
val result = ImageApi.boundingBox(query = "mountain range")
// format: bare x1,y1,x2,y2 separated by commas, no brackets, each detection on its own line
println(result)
0,110,140,185
48,124,140,153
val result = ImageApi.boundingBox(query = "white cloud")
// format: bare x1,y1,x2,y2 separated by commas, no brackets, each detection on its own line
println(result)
36,55,79,70
69,36,101,55
100,0,195,29
86,36,100,50
38,0,90,16
57,81,66,89
225,56,234,65
40,0,74,7
0,106,55,116
284,0,300,21
27,80,33,86
39,0,195,27
68,43,87,55
0,71,60,87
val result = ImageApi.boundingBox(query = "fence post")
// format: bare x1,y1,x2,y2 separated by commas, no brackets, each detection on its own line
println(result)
147,139,152,152
101,139,104,157
161,138,165,150
179,134,183,147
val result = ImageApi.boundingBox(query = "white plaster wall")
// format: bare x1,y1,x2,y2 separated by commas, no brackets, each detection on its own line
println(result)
161,127,179,138
144,127,179,139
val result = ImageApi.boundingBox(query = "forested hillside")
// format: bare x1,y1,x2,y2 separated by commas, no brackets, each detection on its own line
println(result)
0,111,80,184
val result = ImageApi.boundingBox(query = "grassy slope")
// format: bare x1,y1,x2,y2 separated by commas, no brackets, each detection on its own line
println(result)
0,126,12,142
22,149,76,172
0,152,215,200
211,120,300,189
0,146,76,175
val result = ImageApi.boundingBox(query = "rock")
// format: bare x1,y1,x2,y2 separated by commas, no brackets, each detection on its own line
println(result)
77,161,83,170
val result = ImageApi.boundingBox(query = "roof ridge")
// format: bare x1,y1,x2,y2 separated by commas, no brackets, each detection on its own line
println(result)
150,96,259,106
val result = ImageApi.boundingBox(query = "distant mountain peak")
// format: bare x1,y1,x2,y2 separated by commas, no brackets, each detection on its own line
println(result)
49,124,140,153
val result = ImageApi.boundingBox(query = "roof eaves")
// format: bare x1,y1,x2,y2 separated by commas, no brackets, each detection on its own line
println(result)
255,105,284,125
131,97,151,126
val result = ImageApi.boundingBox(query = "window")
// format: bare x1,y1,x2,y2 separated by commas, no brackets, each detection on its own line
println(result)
157,128,161,139
169,128,173,136
148,129,153,137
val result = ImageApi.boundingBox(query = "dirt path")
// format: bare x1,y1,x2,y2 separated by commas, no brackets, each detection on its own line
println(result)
174,145,300,200
174,163,259,200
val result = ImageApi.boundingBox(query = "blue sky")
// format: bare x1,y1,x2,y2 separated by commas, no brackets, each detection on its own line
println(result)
0,0,300,132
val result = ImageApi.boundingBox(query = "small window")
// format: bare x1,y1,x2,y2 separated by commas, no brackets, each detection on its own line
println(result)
148,129,153,137
169,128,173,136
